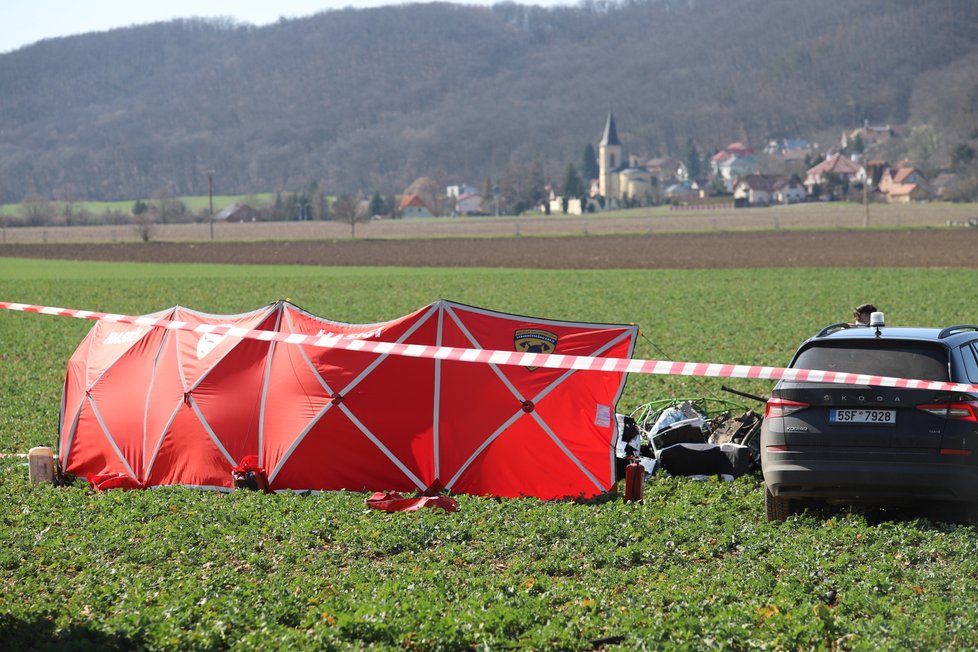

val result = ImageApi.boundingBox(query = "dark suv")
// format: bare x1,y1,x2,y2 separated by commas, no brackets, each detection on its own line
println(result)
761,320,978,523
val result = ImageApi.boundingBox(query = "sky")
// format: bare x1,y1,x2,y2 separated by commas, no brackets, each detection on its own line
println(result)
1,0,576,54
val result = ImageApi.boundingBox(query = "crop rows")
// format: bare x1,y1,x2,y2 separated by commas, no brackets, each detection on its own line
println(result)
2,258,978,649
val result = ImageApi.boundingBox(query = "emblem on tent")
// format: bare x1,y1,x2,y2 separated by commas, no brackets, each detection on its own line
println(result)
103,328,146,346
514,328,557,371
196,332,225,360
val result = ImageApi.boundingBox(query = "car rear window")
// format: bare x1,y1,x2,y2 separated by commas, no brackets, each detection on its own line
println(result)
791,341,949,381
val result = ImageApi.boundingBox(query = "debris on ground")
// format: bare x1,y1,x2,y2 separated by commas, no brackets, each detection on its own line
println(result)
616,390,764,486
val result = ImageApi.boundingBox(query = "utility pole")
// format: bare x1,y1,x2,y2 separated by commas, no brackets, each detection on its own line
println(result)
206,169,215,241
863,177,869,228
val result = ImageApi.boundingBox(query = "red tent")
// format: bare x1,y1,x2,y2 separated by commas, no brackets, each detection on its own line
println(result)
59,301,637,499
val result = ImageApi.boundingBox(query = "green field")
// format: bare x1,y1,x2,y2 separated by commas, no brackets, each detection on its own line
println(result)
2,258,978,650
0,195,275,219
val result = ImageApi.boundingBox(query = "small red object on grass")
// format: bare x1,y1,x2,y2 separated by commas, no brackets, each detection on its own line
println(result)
366,491,458,513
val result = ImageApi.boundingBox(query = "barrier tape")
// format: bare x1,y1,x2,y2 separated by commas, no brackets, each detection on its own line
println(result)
4,301,978,394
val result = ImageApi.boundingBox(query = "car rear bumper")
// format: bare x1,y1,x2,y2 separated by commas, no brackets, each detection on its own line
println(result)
762,448,978,504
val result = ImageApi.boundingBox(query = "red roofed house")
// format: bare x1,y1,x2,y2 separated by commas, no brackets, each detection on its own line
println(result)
878,165,933,203
885,183,932,203
805,153,866,197
397,194,434,219
878,165,928,190
710,143,755,190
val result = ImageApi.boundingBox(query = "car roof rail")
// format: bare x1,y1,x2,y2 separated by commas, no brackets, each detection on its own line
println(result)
938,325,978,339
815,322,855,338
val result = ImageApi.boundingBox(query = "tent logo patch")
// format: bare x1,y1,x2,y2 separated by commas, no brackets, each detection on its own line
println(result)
196,333,225,360
103,329,145,346
514,328,557,371
594,404,612,428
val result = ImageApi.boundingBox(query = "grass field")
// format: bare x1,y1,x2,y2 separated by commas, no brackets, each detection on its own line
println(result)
0,195,274,219
3,258,978,650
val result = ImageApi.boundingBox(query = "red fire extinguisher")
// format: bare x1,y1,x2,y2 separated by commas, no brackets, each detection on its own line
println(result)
624,459,644,502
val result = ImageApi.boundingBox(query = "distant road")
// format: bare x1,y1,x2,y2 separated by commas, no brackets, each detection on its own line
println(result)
1,203,976,245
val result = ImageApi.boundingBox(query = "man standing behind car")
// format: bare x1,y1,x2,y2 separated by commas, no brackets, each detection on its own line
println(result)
852,303,878,325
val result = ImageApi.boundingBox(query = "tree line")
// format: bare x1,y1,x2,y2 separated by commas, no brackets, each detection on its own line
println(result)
0,0,977,205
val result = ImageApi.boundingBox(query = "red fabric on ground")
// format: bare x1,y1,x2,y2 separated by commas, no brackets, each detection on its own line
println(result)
366,491,459,512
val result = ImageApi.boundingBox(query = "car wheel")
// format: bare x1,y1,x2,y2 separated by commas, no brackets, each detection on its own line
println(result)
959,500,978,526
930,500,978,525
765,486,795,521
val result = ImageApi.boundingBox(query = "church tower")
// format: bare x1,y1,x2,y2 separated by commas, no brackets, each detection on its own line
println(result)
598,112,623,199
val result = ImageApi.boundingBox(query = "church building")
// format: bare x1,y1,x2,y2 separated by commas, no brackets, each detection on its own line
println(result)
597,113,653,207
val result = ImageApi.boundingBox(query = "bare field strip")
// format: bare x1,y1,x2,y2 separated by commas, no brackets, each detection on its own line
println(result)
1,202,975,245
3,228,978,269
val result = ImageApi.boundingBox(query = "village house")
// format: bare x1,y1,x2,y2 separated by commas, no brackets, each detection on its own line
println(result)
841,120,895,149
733,175,777,206
446,184,478,199
710,143,756,190
397,194,434,218
804,152,866,197
878,164,933,203
454,191,483,215
644,157,688,183
886,183,932,203
734,174,807,206
548,193,582,215
547,185,602,215
664,179,703,202
764,138,813,160
772,176,807,204
878,164,928,191
214,202,262,223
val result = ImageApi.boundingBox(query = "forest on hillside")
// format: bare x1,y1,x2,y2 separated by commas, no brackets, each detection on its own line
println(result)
0,0,977,205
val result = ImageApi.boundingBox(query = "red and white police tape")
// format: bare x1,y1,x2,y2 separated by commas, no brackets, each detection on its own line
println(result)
4,300,978,394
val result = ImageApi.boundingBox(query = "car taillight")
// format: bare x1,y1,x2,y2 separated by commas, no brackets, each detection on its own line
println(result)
765,397,810,419
916,401,978,422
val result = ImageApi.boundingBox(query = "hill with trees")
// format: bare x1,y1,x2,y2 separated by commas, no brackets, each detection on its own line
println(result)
0,0,976,205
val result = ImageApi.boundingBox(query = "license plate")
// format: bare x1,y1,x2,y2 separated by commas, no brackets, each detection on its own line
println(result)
830,409,896,425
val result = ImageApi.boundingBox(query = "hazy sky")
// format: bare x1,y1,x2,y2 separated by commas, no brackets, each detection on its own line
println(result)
1,0,576,54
